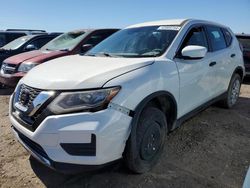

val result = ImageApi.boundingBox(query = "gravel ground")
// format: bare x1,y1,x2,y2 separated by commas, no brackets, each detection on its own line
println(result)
0,80,250,188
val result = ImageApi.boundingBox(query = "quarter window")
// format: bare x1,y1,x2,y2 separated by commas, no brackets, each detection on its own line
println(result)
206,26,227,51
222,28,233,47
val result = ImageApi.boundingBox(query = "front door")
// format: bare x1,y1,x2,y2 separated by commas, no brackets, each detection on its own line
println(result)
174,26,216,117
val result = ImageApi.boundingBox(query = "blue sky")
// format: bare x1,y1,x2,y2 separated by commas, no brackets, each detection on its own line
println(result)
1,0,250,33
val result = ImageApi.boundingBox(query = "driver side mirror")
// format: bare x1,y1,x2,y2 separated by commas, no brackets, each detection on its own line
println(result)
181,45,207,59
25,44,37,51
81,44,93,54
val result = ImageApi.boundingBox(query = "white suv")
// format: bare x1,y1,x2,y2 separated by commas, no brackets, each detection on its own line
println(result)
10,19,245,173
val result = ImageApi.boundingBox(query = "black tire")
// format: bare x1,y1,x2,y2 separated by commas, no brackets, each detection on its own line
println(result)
124,107,167,173
219,74,241,109
0,83,5,89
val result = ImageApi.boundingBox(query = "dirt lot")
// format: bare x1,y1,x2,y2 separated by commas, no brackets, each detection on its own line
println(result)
0,80,250,188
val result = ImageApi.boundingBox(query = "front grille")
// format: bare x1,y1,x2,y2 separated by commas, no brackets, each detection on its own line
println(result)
1,62,17,74
17,84,42,108
12,84,54,132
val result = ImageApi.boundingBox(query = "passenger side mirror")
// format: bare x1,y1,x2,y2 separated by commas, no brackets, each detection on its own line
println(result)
81,44,93,54
181,45,207,59
25,44,37,51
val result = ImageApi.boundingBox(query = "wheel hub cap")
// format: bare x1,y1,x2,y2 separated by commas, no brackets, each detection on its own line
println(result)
230,79,240,105
140,122,161,161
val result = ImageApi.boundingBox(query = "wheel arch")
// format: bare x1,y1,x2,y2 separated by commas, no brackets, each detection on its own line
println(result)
123,90,178,166
132,91,178,132
233,66,244,81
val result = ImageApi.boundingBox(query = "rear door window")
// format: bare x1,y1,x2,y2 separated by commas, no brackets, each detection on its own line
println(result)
206,26,227,51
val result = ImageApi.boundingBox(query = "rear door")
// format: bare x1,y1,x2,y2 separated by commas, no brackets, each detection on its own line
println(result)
174,25,217,117
205,25,235,96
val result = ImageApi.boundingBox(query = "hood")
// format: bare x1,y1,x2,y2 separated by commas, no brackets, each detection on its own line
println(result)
22,55,154,90
4,50,67,65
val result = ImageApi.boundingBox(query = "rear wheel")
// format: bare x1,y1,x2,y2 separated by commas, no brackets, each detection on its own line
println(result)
124,107,167,173
219,74,241,108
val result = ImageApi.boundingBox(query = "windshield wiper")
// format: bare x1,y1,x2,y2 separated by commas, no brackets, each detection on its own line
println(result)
85,52,116,57
96,52,113,57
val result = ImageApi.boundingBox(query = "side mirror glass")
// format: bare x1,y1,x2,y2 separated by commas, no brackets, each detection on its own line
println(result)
181,45,207,59
25,44,37,51
81,44,93,54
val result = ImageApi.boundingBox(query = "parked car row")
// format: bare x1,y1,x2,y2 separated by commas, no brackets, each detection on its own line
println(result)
0,33,61,65
0,29,118,87
1,27,249,89
0,29,47,47
8,19,245,174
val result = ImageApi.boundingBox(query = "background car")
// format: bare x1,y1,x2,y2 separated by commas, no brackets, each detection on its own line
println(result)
0,33,61,68
0,29,47,47
0,29,119,87
236,34,250,76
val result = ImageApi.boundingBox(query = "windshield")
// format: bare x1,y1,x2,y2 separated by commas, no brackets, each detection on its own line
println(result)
41,31,86,51
86,26,179,57
1,35,33,50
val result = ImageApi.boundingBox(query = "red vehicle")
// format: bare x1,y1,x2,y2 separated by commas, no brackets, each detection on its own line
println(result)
0,29,119,87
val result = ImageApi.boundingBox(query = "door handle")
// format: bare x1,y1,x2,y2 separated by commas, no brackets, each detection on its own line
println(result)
231,54,236,58
209,61,217,67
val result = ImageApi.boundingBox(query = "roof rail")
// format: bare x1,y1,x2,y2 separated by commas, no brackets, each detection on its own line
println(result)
6,29,46,33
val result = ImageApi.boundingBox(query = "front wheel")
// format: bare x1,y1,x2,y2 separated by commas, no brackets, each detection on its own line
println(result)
220,74,241,108
124,107,167,173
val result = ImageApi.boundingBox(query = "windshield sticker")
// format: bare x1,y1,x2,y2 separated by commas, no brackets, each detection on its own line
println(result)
157,26,181,31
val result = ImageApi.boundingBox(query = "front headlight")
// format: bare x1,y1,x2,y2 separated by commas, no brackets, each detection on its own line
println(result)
48,87,120,114
18,62,38,73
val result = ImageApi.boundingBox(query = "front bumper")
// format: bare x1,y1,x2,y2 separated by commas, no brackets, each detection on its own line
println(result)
12,126,120,173
0,73,24,87
10,104,132,172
